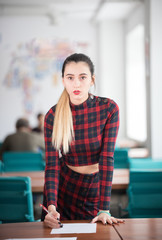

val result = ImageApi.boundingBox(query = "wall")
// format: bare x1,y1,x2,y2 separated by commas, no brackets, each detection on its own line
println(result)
97,20,125,142
150,0,162,158
125,3,144,33
0,16,97,141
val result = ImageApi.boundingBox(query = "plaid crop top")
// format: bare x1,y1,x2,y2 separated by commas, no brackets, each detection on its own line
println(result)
44,94,119,210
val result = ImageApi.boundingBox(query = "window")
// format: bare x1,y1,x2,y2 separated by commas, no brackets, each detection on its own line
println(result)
126,24,147,142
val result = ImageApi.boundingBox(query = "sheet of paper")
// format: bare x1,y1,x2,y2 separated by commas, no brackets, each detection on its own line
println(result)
6,238,77,240
51,223,96,234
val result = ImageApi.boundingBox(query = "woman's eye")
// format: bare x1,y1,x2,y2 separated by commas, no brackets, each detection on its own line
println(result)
68,77,73,80
80,76,86,80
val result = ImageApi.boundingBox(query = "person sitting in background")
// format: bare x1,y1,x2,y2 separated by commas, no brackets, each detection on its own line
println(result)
32,113,44,134
0,118,45,160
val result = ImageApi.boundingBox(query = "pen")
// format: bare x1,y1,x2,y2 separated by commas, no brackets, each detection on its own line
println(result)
39,204,49,214
39,204,63,227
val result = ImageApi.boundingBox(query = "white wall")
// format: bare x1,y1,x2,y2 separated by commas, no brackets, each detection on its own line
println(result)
124,3,147,144
125,4,145,34
0,16,97,141
97,20,125,142
150,0,162,158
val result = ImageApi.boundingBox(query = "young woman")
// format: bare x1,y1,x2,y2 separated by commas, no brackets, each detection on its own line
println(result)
41,53,124,228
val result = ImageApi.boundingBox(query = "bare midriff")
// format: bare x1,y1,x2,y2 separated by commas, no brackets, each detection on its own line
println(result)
66,163,99,174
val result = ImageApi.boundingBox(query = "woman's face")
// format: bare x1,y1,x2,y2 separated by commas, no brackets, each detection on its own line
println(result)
62,61,95,105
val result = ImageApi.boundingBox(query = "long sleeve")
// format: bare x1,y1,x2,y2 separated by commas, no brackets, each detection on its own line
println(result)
44,107,60,207
99,101,119,210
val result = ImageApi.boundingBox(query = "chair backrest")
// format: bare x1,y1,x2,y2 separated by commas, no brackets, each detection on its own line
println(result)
129,158,162,170
114,148,129,168
128,168,162,218
129,170,162,190
0,176,34,223
2,152,45,172
0,161,3,173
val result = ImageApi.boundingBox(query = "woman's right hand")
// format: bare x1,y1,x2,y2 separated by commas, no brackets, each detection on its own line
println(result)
44,204,63,228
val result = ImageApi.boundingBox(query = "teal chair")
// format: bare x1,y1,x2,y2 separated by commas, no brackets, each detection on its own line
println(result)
0,161,3,173
129,158,162,170
2,152,45,172
0,176,34,223
114,148,129,168
127,159,162,218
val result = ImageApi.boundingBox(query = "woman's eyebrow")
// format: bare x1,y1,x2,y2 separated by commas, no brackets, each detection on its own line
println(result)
65,73,88,76
65,73,74,76
79,73,88,75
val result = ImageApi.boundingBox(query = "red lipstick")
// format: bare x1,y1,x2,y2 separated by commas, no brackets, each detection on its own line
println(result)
73,90,80,95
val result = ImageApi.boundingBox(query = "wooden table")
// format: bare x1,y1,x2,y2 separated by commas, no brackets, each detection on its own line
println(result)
112,169,129,190
114,218,162,240
0,220,120,240
0,219,162,240
0,171,44,193
0,169,129,192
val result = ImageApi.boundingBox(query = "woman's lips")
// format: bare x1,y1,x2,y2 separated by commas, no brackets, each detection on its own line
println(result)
73,90,81,95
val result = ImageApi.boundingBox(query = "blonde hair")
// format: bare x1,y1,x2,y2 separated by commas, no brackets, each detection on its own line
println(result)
52,89,74,154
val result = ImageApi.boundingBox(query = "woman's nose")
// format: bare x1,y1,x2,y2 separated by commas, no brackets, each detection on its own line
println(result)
74,78,80,87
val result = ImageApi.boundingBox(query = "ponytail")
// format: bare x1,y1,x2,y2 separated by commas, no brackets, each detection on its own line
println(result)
52,89,74,154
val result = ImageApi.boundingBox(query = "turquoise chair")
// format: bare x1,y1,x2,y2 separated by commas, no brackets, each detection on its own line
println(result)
114,148,129,168
0,161,4,173
129,158,162,170
0,176,34,223
127,159,162,218
2,152,45,172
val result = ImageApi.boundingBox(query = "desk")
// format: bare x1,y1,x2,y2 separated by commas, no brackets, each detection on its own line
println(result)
0,169,129,192
114,218,162,240
128,148,149,158
0,220,120,240
112,169,129,190
0,171,44,193
0,219,162,240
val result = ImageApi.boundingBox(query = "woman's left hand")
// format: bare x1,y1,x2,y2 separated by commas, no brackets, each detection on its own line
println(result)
91,213,125,225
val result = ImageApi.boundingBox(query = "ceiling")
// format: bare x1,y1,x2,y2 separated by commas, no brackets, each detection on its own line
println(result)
0,0,143,23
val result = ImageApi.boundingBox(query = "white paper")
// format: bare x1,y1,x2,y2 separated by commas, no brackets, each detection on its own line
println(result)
51,223,96,234
6,238,77,240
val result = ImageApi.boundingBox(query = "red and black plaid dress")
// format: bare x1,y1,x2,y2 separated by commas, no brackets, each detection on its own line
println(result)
41,94,119,220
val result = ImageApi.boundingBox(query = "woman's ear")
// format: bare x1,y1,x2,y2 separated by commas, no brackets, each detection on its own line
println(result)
91,75,95,86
